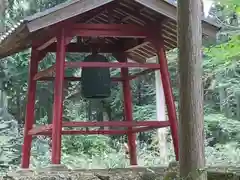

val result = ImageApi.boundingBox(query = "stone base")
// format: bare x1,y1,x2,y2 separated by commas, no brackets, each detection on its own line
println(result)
128,165,145,168
3,167,162,180
7,168,34,177
45,164,69,171
36,164,69,175
6,164,69,177
2,166,240,180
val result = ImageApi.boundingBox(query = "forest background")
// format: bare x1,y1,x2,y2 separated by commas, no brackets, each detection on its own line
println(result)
0,0,240,174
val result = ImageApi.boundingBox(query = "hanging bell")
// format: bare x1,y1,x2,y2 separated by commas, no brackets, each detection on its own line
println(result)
81,53,111,99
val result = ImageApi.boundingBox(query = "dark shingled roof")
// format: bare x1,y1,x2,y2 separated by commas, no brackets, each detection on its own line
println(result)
0,0,220,61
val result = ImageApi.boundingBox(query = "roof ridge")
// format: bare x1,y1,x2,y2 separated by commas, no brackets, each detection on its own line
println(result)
24,0,82,22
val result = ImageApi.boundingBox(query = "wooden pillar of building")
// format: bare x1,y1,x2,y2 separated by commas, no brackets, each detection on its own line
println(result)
21,49,39,168
51,28,66,164
149,33,179,161
120,53,137,166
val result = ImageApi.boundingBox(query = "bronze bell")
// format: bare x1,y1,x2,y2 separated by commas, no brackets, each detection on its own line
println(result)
81,53,111,99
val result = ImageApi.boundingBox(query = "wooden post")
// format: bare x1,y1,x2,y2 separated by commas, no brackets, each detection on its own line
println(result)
120,54,137,166
178,0,206,179
51,28,66,164
148,32,179,161
21,49,39,168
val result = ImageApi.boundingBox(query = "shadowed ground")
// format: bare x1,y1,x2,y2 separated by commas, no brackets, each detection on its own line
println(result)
1,165,240,180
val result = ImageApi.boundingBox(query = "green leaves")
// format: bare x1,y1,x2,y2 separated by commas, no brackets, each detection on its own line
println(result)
204,36,240,73
217,0,240,6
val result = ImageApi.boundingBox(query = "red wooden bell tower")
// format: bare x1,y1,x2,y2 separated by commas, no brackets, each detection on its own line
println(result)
0,0,218,169
21,23,179,167
20,1,181,168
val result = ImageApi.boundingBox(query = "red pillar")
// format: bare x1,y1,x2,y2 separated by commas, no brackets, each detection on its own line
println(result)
51,28,66,164
21,49,39,168
120,53,137,165
155,36,179,161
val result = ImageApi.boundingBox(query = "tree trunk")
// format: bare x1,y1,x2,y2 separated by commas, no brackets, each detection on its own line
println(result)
235,92,240,120
218,86,228,116
177,0,206,179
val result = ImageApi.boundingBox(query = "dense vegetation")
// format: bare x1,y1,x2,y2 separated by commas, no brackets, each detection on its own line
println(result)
0,0,240,175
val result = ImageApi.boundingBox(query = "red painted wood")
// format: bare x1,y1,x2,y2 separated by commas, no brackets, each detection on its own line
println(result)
70,23,149,38
36,129,128,135
21,49,39,168
51,28,66,164
72,23,148,30
66,62,160,69
70,30,147,38
37,76,123,82
33,35,56,50
37,50,48,62
37,37,56,51
30,125,171,136
65,36,73,45
46,43,122,53
132,124,170,133
120,54,137,166
32,19,75,50
150,33,179,161
129,69,156,80
34,62,160,81
28,124,53,135
28,121,170,136
34,65,56,80
28,121,169,135
21,18,179,165
62,121,170,127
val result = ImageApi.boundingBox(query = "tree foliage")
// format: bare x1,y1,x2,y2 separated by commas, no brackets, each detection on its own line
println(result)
0,0,240,174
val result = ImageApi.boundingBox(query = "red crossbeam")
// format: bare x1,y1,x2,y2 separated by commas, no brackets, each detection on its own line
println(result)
46,43,122,53
34,65,56,80
28,124,52,135
62,120,169,127
66,62,160,69
34,63,160,81
70,23,149,38
32,20,75,51
129,69,156,80
38,76,123,82
28,121,170,135
35,129,128,135
132,126,167,133
31,125,169,135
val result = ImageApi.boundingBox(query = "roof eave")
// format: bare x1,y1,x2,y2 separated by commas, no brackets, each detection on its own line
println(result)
135,0,220,39
0,23,30,59
26,0,114,32
202,20,221,39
